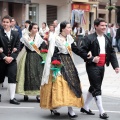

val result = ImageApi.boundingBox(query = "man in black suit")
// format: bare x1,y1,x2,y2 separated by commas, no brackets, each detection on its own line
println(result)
79,18,120,119
0,15,20,105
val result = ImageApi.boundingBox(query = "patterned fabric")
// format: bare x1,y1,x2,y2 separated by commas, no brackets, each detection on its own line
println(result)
59,54,82,98
24,51,44,91
40,72,84,109
16,51,44,95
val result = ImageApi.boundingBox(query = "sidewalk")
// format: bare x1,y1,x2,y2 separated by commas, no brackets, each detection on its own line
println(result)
74,53,120,98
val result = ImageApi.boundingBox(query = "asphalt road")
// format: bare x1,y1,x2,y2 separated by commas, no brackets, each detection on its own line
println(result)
0,51,120,120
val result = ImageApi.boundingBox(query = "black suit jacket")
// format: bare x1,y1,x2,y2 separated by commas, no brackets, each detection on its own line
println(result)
78,32,119,69
0,28,20,60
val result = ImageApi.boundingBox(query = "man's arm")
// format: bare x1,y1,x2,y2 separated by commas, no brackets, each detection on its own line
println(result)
77,36,94,63
72,36,94,63
11,33,20,60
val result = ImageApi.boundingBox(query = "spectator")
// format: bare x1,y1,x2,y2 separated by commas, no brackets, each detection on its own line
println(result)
39,22,49,38
22,20,31,36
11,17,22,38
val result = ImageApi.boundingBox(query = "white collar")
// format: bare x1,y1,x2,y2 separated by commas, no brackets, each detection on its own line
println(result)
4,29,11,34
97,34,104,37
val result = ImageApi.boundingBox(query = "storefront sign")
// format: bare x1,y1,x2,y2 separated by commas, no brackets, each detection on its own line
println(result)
72,3,90,11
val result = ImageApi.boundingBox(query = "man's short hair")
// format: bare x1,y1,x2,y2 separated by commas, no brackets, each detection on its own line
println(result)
94,18,106,26
2,15,12,22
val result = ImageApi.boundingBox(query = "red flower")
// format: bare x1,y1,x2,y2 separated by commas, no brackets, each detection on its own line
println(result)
46,32,49,35
52,60,61,65
40,49,48,53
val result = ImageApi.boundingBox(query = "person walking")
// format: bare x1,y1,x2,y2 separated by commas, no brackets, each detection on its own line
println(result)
0,15,20,105
39,22,49,38
11,17,22,38
22,20,31,36
53,20,60,35
16,23,47,102
79,18,120,119
40,21,92,118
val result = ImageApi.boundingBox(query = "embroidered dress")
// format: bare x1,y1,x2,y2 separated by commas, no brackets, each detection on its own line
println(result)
16,32,46,95
40,35,84,109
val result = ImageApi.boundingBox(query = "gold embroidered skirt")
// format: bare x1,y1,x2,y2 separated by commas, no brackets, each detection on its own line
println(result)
40,73,84,109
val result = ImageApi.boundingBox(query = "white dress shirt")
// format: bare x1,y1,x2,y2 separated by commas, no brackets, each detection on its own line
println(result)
97,35,105,54
4,29,11,40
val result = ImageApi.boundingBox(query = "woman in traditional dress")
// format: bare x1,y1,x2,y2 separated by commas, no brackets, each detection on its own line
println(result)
16,23,47,102
40,21,92,118
39,22,49,38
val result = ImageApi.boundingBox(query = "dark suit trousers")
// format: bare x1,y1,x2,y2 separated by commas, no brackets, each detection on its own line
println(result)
86,63,105,97
0,60,17,83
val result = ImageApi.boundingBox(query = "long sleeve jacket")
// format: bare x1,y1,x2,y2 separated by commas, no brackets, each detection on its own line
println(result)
79,32,119,69
0,28,20,60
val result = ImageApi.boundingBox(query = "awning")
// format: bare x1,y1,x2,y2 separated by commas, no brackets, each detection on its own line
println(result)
0,0,31,4
72,0,89,2
72,0,99,5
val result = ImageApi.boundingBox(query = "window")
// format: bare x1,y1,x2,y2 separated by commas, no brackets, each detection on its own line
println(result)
29,4,39,24
47,5,57,26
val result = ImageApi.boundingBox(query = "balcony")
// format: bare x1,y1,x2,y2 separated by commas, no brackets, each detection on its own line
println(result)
72,0,98,4
72,0,89,2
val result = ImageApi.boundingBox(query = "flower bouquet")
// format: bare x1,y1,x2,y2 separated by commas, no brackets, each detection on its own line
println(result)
50,60,63,82
40,49,48,64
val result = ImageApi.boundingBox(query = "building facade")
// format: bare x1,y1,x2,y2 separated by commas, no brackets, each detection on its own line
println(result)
0,0,31,26
26,0,72,27
71,0,98,30
0,0,99,30
97,0,120,24
27,0,98,30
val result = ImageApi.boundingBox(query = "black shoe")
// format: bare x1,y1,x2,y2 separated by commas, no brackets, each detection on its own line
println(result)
50,110,60,116
24,95,29,101
100,113,109,119
10,98,20,105
36,95,40,103
68,112,78,118
0,94,1,102
80,108,95,115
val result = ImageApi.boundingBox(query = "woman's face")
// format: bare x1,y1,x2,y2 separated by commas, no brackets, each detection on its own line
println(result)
42,23,46,28
31,25,38,34
63,24,72,35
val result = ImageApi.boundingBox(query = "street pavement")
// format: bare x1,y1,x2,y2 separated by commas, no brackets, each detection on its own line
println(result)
0,50,120,120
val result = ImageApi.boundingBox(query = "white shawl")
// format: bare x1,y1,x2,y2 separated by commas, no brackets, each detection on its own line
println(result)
41,34,74,86
20,32,44,51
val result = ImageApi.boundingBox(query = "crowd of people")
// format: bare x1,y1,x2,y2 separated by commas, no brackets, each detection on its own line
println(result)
0,15,120,119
